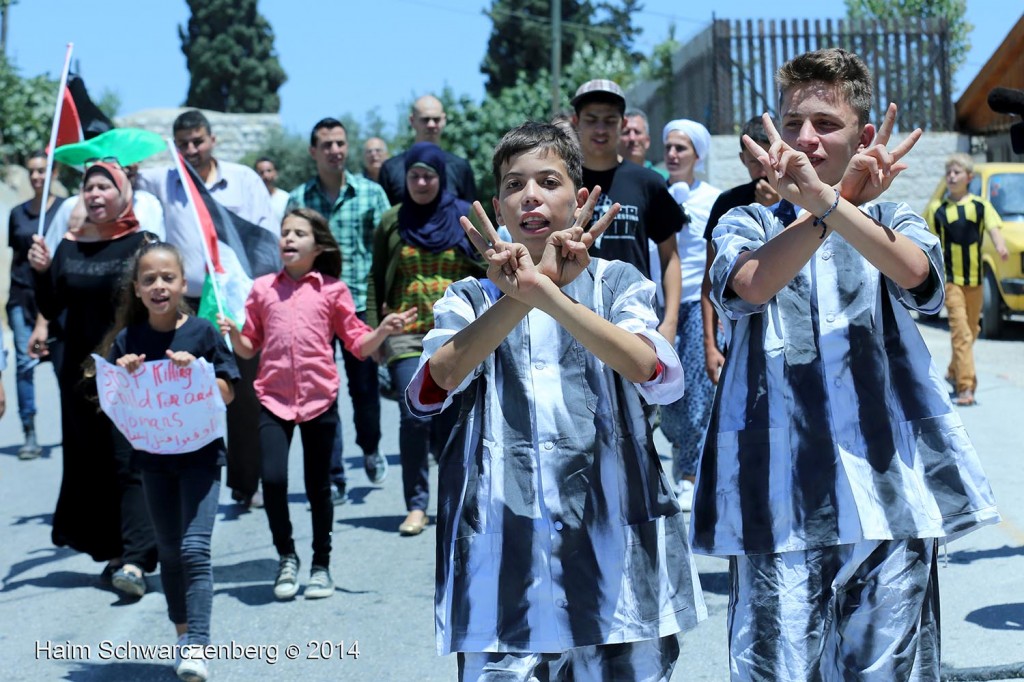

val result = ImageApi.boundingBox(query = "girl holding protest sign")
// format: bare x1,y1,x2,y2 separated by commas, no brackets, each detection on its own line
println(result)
102,241,238,682
218,207,415,601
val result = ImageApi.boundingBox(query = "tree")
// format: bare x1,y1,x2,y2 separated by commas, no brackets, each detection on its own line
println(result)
441,43,635,200
179,0,287,113
239,128,314,192
480,0,644,96
845,0,972,77
0,54,57,164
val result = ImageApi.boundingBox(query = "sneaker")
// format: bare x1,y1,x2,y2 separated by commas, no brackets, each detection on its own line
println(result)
176,650,209,682
17,428,42,460
248,489,264,509
364,452,388,484
273,554,300,600
173,634,188,672
676,479,695,513
307,485,348,511
305,566,335,599
111,565,146,598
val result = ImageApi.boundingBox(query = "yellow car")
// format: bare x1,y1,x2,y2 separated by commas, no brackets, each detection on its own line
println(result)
925,162,1024,337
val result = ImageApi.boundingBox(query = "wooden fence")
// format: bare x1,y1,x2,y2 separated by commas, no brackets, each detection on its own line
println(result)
631,17,954,136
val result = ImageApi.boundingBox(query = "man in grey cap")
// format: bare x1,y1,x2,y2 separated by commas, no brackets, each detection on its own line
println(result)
572,79,685,343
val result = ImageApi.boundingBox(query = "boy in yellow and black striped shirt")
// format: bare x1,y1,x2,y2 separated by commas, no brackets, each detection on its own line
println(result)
924,153,1009,405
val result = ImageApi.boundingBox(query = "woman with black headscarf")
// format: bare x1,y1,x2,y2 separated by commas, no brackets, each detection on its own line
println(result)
29,161,158,595
367,142,483,536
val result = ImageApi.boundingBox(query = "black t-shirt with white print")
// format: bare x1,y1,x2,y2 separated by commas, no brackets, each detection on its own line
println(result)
582,161,684,278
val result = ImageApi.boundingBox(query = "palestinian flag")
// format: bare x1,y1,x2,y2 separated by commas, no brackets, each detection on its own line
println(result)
54,74,114,148
171,149,280,330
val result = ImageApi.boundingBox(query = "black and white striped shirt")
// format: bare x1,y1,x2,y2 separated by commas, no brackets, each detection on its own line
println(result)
409,260,707,654
693,201,1000,556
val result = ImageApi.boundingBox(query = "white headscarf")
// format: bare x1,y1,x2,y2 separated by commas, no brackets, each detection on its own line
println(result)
662,119,711,173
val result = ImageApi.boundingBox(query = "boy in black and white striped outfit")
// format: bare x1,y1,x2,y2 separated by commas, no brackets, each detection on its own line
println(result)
695,48,1000,681
408,122,706,681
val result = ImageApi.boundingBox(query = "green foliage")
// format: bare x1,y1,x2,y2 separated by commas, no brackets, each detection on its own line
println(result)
96,89,121,121
179,0,287,113
411,45,635,200
845,0,972,77
238,128,314,193
480,0,645,96
241,106,394,191
0,54,58,164
637,24,681,117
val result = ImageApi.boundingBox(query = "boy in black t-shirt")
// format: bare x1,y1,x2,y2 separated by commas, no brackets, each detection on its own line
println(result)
571,79,685,342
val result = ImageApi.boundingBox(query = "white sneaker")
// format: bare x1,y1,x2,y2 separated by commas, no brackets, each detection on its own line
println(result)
273,554,300,600
173,634,188,672
176,646,208,682
676,479,694,512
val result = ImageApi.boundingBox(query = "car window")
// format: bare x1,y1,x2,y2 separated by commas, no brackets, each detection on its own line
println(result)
987,173,1024,221
969,176,981,196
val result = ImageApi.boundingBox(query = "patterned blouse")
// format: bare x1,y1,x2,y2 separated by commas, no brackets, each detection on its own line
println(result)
693,201,1000,556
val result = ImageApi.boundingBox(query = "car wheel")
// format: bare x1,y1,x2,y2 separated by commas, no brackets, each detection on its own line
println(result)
981,268,1002,339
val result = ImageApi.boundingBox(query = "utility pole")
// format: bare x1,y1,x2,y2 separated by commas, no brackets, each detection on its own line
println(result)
551,0,561,116
1,1,10,58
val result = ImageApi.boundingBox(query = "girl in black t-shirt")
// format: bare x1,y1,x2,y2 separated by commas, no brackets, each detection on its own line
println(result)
100,242,238,682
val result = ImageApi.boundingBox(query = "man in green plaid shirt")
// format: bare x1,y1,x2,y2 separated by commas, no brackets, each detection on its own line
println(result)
287,117,391,495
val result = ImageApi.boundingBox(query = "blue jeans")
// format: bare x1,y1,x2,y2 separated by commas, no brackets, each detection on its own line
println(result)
8,305,38,427
142,464,220,646
390,356,458,512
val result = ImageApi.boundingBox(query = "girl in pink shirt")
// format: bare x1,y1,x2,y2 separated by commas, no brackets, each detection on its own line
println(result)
219,207,414,600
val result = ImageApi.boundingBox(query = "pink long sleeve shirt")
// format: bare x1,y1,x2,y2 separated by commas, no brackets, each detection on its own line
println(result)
242,270,373,423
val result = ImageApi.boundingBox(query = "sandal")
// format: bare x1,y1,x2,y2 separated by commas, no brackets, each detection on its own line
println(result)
399,510,429,536
111,564,147,598
955,390,976,407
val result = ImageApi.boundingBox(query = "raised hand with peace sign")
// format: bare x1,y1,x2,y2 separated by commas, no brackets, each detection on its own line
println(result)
537,185,619,288
838,102,922,207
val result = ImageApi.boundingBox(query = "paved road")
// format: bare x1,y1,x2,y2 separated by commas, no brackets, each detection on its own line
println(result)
1,318,1022,681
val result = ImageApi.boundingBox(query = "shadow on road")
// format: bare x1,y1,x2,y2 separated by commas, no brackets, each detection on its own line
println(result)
697,571,730,596
212,558,278,584
965,602,1024,631
946,543,1024,564
11,512,54,526
65,661,170,681
1,546,73,586
336,514,416,533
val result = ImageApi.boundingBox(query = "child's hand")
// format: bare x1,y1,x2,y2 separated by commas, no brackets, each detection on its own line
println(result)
742,114,833,211
460,202,551,299
539,185,619,287
165,350,196,367
838,103,921,206
216,313,237,337
116,354,147,374
379,307,418,336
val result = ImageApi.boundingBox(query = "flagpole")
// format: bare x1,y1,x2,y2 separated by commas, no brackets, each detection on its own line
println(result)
38,42,74,236
167,138,228,327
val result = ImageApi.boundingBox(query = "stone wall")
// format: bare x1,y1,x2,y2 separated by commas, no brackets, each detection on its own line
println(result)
115,108,283,166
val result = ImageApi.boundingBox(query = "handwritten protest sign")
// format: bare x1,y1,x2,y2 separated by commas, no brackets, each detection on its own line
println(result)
92,355,226,455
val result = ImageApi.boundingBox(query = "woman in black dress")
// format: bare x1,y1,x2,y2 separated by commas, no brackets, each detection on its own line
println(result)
29,161,157,596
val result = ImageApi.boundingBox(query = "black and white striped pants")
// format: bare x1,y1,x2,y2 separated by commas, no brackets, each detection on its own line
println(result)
728,538,940,681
